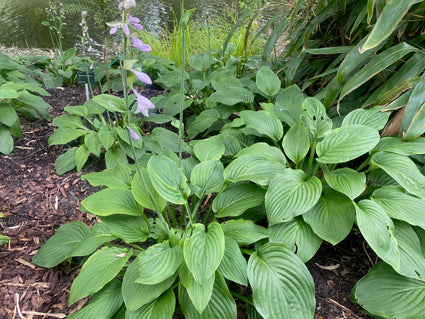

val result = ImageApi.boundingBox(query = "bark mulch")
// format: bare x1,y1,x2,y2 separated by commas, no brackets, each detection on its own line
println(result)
0,85,373,318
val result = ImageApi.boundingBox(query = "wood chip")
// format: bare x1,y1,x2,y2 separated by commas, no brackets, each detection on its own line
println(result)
315,262,340,271
21,311,66,318
14,258,36,269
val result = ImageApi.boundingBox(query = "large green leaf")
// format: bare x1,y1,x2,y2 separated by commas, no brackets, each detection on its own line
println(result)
136,241,183,285
373,137,425,156
82,187,142,216
323,167,366,200
212,183,265,218
317,125,380,164
70,223,116,257
0,103,18,127
239,110,283,141
82,163,132,188
256,66,281,97
218,236,247,286
355,200,400,272
148,155,190,204
54,147,77,175
352,262,425,318
48,127,86,145
187,109,221,139
342,107,390,130
208,87,254,106
67,280,123,319
122,254,177,312
132,168,167,212
92,94,126,112
190,160,224,197
69,246,131,305
193,136,225,161
265,170,322,225
269,218,322,262
179,271,237,319
371,151,425,199
282,121,310,164
361,0,418,52
183,223,225,283
221,219,269,246
126,289,175,319
401,71,425,140
300,97,332,138
32,221,89,268
274,85,305,126
100,214,148,243
372,186,425,230
303,190,355,245
247,243,315,319
0,125,13,155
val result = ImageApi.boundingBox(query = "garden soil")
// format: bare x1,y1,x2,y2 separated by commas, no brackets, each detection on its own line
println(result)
0,85,374,319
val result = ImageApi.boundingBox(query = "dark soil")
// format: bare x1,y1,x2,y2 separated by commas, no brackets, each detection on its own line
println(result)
0,85,374,318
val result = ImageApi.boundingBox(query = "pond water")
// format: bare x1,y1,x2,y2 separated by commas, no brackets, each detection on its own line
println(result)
0,0,261,49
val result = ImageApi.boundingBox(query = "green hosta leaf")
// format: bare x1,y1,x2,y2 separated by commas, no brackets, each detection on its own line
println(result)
82,188,142,216
48,128,86,145
98,126,114,150
52,114,85,130
265,170,322,225
342,107,390,130
373,137,425,156
67,280,123,319
282,121,310,164
371,151,425,199
303,190,355,245
239,110,283,141
148,155,189,205
218,134,242,156
187,109,221,139
82,163,132,188
0,88,18,99
323,167,366,200
402,71,425,141
372,186,425,230
178,263,215,313
136,241,183,285
0,104,18,127
274,85,305,126
69,246,131,305
149,127,180,153
100,214,148,243
183,223,225,283
17,90,51,119
193,136,225,161
301,97,332,138
256,66,281,97
0,126,13,155
212,183,265,218
270,218,322,262
75,144,89,172
92,94,126,112
105,148,128,168
54,147,77,175
84,132,102,157
179,271,237,319
393,221,425,280
70,223,116,257
221,219,269,246
218,236,247,286
247,243,315,319
189,52,217,71
132,168,167,212
126,289,175,319
32,221,89,268
0,235,10,246
317,125,380,164
208,87,254,106
355,200,400,272
352,262,425,318
122,254,177,311
190,160,224,197
361,1,418,52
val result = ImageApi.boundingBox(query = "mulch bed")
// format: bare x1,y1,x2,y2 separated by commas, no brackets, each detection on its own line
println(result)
0,85,374,318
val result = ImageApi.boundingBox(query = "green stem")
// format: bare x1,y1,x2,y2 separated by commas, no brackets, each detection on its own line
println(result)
230,291,254,306
202,205,213,225
185,202,194,227
307,137,318,179
178,0,186,168
356,157,371,172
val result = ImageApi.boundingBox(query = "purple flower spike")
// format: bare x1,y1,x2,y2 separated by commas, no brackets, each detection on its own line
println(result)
110,25,118,34
130,37,151,52
131,69,152,85
122,23,130,36
128,127,140,140
133,23,143,30
133,89,155,117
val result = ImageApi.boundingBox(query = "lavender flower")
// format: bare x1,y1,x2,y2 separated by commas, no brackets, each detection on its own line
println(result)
130,37,151,52
133,89,155,117
131,69,152,85
128,127,140,140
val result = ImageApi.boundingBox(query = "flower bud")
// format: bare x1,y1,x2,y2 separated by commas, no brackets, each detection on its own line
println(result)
119,0,136,11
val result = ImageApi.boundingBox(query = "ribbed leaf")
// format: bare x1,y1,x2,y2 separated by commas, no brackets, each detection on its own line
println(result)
303,190,355,245
402,71,425,140
270,218,322,262
274,85,304,126
371,151,425,199
373,136,425,156
208,87,254,106
212,183,265,218
355,200,400,272
193,136,225,161
0,103,18,127
148,155,190,204
32,221,89,268
352,262,425,318
190,160,224,197
48,127,86,145
92,94,125,112
342,107,390,130
282,121,310,164
256,66,281,97
136,241,183,285
100,214,148,243
221,219,269,246
183,223,225,283
132,168,167,212
240,110,283,141
300,97,332,138
361,0,418,52
126,289,175,319
179,271,237,319
372,186,425,230
317,125,380,164
323,167,366,199
265,170,322,225
218,236,247,286
82,187,142,216
187,109,221,139
70,223,116,257
0,126,13,155
69,247,130,305
247,243,315,319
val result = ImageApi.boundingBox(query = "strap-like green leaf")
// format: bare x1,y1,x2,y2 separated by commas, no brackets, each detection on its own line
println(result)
401,71,425,140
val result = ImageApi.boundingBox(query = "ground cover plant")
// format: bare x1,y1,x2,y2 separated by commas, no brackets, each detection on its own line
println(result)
1,0,423,318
